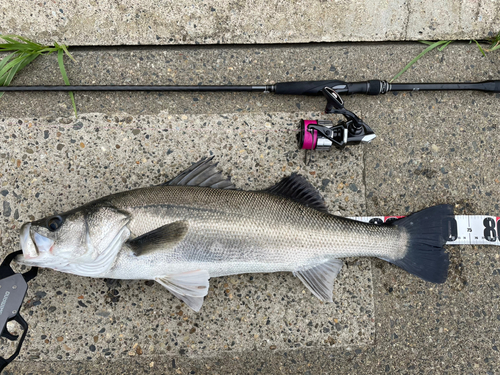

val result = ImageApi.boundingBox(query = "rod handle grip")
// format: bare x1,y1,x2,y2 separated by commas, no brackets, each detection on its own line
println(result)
274,80,347,95
485,80,500,93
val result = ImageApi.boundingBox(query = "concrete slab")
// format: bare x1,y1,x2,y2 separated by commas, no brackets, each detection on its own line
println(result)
0,42,499,374
0,0,499,45
0,112,370,363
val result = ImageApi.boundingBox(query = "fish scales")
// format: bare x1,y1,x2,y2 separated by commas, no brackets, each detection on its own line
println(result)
17,158,453,311
102,186,407,279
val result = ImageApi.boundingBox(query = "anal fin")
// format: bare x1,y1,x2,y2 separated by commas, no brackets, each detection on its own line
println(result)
293,259,343,302
167,290,205,312
155,269,210,312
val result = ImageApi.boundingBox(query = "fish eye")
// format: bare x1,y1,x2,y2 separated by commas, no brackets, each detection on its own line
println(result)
47,216,63,231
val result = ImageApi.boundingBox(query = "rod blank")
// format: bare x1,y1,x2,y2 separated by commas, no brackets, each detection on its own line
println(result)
0,80,499,94
0,85,270,92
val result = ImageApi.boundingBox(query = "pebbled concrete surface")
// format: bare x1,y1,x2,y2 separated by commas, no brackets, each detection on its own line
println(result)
0,42,499,119
0,112,370,363
0,43,499,374
0,0,499,45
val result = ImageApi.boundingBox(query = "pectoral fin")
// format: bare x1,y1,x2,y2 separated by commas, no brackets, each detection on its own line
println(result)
155,269,210,312
293,259,343,302
127,221,189,256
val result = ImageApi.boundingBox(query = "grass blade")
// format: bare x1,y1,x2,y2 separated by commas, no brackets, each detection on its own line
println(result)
0,34,78,114
37,47,58,54
0,53,39,85
486,31,500,52
0,52,17,71
15,53,40,73
0,43,37,52
390,40,451,82
3,58,23,85
0,53,31,79
473,40,486,57
0,53,26,86
57,50,71,85
438,40,453,51
1,34,44,49
60,44,76,62
58,49,77,117
0,53,26,98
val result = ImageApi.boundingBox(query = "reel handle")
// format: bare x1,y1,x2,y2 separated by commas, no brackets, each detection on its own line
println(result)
296,88,376,152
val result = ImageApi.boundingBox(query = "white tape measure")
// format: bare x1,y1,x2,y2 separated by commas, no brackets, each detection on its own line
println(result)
349,215,500,246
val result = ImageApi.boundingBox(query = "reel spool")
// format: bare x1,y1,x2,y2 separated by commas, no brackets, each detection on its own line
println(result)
296,87,376,152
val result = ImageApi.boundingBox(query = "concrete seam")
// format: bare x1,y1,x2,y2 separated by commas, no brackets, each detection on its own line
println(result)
404,0,411,41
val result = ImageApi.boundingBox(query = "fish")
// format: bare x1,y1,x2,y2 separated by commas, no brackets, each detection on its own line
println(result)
16,157,453,312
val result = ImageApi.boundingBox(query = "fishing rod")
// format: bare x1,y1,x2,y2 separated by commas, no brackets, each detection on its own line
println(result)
2,79,499,94
3,79,500,152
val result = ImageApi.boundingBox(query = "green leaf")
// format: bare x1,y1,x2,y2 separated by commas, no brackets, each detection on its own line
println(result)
57,49,70,85
0,52,17,72
490,42,500,52
473,40,486,57
0,53,40,86
60,44,76,62
0,53,26,97
390,40,451,82
2,34,45,49
438,40,453,51
487,32,500,52
15,53,39,73
0,53,32,79
3,58,23,86
0,43,34,52
37,47,58,55
0,34,77,114
0,36,42,52
58,49,77,117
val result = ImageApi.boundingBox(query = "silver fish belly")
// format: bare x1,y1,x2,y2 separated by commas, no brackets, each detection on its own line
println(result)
17,158,453,312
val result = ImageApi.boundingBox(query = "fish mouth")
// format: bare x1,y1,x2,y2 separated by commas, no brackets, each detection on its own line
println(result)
19,223,55,260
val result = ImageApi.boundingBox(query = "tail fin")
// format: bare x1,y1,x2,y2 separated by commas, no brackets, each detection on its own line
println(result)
383,204,454,283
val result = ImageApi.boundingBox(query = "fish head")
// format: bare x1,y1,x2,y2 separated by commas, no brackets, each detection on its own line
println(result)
17,204,130,273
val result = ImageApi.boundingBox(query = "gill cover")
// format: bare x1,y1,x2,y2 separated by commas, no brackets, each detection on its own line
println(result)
18,205,131,278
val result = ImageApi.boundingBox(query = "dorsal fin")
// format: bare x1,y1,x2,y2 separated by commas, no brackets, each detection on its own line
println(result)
264,174,328,213
163,157,235,189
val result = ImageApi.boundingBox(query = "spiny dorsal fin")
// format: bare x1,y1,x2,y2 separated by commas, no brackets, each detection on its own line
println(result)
293,259,343,302
164,157,235,189
128,221,189,256
264,173,328,213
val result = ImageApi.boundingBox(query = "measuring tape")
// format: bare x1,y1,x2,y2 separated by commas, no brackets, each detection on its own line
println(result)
350,215,500,246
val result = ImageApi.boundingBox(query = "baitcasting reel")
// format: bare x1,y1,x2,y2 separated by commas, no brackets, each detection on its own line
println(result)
297,87,376,152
